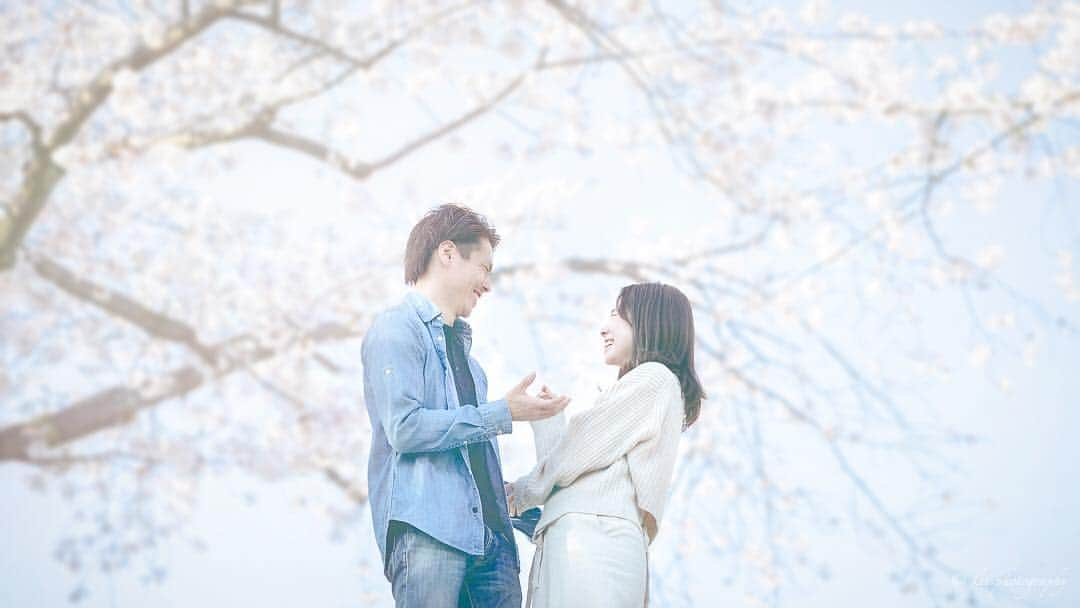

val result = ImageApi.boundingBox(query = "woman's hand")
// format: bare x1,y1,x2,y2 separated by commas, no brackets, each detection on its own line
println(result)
504,482,519,517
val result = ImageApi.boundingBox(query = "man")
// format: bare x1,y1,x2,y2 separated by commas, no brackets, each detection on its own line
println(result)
362,204,570,607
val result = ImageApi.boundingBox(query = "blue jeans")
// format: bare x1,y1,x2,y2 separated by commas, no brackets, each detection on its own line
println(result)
386,521,521,608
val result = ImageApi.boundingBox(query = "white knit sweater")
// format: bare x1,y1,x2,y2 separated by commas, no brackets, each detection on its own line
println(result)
509,361,685,544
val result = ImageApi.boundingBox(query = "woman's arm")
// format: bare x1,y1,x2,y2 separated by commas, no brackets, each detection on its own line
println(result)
509,363,674,511
529,385,567,460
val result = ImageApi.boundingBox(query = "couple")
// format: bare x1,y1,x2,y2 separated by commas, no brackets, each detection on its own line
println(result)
361,204,704,607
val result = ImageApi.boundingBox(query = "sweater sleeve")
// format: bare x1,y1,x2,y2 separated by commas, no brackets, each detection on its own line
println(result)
529,411,566,461
510,363,672,511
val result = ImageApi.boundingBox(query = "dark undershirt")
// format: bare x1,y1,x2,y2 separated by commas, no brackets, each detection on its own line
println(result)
442,324,508,534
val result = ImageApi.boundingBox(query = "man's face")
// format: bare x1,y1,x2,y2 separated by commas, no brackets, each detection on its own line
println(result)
449,239,493,319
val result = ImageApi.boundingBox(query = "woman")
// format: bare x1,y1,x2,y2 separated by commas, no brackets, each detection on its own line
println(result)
506,282,705,608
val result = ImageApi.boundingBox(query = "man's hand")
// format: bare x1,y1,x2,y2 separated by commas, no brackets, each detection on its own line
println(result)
504,372,570,421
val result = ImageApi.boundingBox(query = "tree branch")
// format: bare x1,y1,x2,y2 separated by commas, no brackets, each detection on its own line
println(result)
0,1,256,270
771,89,1080,290
187,52,545,181
0,110,45,153
28,253,218,363
243,366,368,503
0,320,363,461
697,334,968,604
492,245,760,298
227,1,477,72
226,10,392,71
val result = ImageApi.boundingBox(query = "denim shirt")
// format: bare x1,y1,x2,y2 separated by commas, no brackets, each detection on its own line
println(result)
362,291,517,572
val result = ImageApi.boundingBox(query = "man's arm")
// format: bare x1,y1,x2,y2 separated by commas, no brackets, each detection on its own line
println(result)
362,323,511,455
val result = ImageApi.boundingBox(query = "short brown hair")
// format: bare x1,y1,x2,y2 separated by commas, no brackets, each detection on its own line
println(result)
404,204,501,285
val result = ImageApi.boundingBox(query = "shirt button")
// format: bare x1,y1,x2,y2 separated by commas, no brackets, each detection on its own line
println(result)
472,507,479,513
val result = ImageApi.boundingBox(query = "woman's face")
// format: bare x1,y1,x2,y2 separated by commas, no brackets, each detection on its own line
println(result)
600,306,634,367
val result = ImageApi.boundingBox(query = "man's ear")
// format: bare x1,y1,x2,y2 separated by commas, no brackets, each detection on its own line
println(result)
437,240,456,265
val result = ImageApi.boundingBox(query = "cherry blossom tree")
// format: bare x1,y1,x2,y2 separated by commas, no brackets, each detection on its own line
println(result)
2,0,1077,605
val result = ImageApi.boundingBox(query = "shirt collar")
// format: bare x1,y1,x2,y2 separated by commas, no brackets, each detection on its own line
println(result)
404,291,473,337
404,291,441,324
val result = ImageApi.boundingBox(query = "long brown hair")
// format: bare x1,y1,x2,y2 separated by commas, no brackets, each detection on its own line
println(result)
616,282,705,429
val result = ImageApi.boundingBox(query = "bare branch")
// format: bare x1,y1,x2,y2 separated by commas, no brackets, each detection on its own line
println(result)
0,110,45,153
323,467,368,504
493,243,762,299
187,52,545,181
0,320,363,462
0,1,257,270
19,445,368,504
46,2,253,151
493,256,651,283
695,329,971,602
243,367,368,503
543,0,750,208
544,0,679,144
226,10,392,71
771,89,1080,290
367,55,543,174
28,253,217,363
227,1,477,72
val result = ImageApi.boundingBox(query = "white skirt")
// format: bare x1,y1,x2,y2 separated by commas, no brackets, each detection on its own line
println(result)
526,512,649,608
